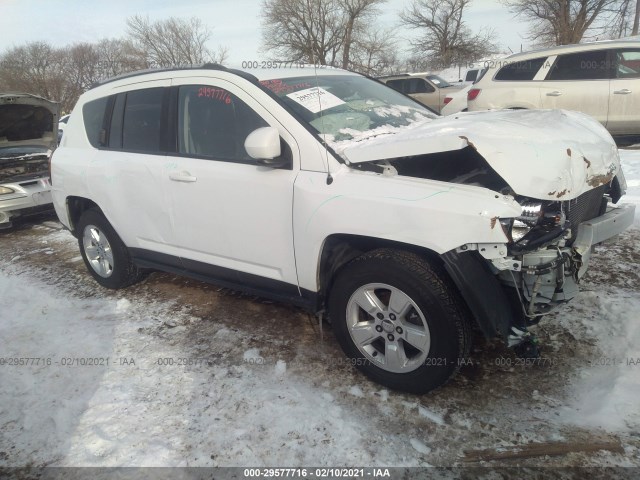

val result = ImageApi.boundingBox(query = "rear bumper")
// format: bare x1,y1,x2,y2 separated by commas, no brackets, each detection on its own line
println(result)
0,177,52,225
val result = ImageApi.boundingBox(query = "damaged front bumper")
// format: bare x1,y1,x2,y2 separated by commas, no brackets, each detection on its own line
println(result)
443,202,635,343
496,202,635,317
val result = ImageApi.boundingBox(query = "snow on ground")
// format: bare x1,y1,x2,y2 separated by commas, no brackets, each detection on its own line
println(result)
620,149,640,225
1,149,640,469
554,291,640,432
544,148,640,432
0,261,413,467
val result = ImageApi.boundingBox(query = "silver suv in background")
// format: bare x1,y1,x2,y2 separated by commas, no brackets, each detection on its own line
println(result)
467,40,640,141
0,93,59,228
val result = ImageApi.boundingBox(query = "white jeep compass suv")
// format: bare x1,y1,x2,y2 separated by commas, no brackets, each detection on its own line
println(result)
51,64,635,393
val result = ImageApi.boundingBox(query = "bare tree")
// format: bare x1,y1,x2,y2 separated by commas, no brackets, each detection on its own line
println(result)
0,42,74,109
126,15,227,68
0,17,228,112
400,0,498,70
0,38,146,112
67,43,101,91
504,0,619,45
612,0,640,36
94,38,149,77
261,0,385,67
339,0,386,68
261,0,345,64
350,28,401,75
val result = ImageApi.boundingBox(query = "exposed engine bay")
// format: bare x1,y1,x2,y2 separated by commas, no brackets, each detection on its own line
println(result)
0,151,51,183
1,93,59,227
357,145,632,356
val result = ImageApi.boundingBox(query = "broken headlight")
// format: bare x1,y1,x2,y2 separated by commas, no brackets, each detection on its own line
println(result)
513,202,544,241
499,199,567,253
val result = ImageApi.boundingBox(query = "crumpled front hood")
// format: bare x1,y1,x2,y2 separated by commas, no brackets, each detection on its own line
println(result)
341,109,620,201
0,93,59,151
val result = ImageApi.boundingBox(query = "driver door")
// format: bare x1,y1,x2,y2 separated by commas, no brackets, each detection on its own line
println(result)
166,77,300,292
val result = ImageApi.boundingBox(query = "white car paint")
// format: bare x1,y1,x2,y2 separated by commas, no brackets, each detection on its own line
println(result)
337,109,620,201
52,65,634,320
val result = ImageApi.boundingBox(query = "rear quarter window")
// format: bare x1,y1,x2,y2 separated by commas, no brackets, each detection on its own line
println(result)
82,97,108,148
494,57,547,81
547,50,612,80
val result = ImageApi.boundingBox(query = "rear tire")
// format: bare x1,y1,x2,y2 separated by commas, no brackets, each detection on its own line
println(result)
77,209,142,289
328,248,472,394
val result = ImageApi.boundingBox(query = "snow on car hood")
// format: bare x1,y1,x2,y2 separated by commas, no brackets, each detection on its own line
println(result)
338,109,620,201
0,93,59,151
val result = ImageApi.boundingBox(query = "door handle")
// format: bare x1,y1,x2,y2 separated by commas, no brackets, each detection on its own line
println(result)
546,91,562,97
169,171,197,183
613,89,632,95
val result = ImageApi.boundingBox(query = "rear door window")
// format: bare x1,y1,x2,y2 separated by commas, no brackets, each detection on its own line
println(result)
121,88,165,152
546,50,613,80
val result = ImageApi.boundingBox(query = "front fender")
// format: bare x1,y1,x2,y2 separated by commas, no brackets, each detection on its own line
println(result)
293,166,521,292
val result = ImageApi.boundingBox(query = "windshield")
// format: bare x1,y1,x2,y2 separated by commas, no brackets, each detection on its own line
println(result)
260,75,437,148
426,75,452,88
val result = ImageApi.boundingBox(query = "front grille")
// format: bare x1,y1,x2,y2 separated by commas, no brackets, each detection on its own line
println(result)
565,185,606,244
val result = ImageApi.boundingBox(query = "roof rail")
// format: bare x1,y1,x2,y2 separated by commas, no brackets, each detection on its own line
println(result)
377,73,410,79
90,63,259,90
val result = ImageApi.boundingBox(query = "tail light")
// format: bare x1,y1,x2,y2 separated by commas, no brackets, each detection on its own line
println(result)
443,97,452,105
467,88,481,101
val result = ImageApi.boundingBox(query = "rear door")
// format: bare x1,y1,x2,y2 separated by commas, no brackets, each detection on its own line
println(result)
540,49,613,125
85,82,177,260
607,48,640,135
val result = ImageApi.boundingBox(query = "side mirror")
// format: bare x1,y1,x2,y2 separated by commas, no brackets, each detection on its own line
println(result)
245,127,282,164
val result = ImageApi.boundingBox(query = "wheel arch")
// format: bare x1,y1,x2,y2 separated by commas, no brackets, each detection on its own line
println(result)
317,233,518,340
317,234,444,306
66,196,102,237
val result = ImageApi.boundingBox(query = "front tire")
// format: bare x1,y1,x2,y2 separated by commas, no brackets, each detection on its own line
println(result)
328,249,472,394
77,209,142,289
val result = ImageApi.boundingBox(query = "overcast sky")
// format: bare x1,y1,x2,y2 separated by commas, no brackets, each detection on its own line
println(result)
0,0,532,65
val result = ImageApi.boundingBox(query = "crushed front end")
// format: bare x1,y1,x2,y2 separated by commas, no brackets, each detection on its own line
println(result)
445,170,635,355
